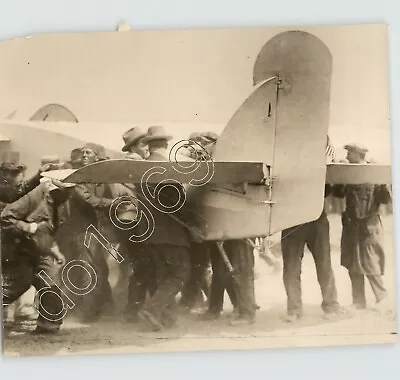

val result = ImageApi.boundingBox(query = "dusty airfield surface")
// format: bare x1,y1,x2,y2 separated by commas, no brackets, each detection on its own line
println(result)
2,215,397,357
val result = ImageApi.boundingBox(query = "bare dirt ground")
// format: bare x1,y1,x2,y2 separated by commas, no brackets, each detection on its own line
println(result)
2,214,397,357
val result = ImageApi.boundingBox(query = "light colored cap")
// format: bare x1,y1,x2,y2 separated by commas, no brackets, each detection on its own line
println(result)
122,127,147,152
344,143,368,154
142,126,172,143
200,131,218,143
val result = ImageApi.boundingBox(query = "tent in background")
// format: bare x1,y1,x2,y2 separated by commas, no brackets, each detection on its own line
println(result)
29,103,78,123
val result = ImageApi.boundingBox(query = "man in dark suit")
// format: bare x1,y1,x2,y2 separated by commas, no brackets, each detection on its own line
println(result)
59,143,116,322
178,131,215,313
0,159,53,324
137,126,191,331
118,127,156,322
332,143,392,313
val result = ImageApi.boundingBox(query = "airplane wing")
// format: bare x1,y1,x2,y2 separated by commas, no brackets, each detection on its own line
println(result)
326,163,392,184
63,158,266,185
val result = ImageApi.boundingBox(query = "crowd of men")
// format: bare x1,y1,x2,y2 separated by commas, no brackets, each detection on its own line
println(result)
0,126,393,335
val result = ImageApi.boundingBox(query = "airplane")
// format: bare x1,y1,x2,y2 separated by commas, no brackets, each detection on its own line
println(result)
0,30,392,265
60,30,391,240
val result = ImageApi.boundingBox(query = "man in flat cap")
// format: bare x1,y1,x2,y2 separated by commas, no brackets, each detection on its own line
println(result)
122,126,149,160
1,171,75,333
202,132,258,325
333,143,392,312
81,142,108,166
136,126,191,331
343,143,368,162
178,132,215,313
199,131,219,156
185,131,219,158
183,131,255,323
188,131,202,141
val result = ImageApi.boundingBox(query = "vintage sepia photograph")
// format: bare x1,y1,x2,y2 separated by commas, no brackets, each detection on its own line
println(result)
0,22,396,357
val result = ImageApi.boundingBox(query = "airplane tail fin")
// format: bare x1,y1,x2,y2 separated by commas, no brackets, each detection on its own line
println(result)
193,31,332,239
259,31,332,234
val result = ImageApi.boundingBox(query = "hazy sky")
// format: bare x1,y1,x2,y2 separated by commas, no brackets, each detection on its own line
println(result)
0,23,391,162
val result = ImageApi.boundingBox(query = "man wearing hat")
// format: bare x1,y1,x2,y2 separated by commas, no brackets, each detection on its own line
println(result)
136,126,191,330
59,142,115,322
179,131,222,313
185,132,255,324
199,131,219,156
333,144,392,312
122,127,149,160
81,142,109,165
183,131,218,161
188,131,202,142
119,127,154,322
342,143,368,163
1,171,75,333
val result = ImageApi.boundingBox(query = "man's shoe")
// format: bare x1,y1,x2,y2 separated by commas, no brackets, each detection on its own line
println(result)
177,304,191,315
228,307,240,319
352,303,367,310
322,311,339,320
14,312,38,324
372,298,392,315
34,326,60,334
229,315,255,326
162,318,178,329
283,313,302,323
324,305,350,317
138,310,163,331
34,322,61,334
3,320,15,330
81,314,102,324
199,311,221,321
344,304,366,317
121,314,140,324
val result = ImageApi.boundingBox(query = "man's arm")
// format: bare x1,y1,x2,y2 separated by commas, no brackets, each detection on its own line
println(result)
374,184,392,205
72,184,114,209
21,172,41,194
21,163,54,196
1,185,45,236
0,180,40,204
